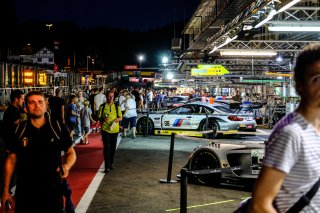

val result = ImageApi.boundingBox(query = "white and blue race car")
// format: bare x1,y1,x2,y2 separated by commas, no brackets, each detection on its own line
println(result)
136,102,257,138
181,140,265,188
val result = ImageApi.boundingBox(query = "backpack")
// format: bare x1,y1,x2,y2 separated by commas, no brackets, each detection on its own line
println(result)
14,112,75,213
15,112,62,141
98,102,120,123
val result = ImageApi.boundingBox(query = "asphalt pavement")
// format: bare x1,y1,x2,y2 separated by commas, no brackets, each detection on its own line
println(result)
84,133,266,213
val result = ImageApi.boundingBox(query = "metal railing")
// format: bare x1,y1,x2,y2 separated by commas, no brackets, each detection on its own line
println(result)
0,81,119,106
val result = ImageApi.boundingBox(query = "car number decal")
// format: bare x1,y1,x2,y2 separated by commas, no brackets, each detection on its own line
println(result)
164,121,170,126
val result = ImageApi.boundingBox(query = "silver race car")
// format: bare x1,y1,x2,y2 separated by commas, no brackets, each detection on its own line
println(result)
182,141,264,188
136,102,257,138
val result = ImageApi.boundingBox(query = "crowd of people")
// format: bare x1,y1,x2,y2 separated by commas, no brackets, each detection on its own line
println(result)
1,43,320,212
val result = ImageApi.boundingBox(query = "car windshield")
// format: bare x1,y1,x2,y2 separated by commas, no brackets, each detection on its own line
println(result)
169,97,186,102
212,105,234,113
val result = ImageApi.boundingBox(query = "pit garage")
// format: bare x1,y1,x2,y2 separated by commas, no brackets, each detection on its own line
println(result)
134,0,319,211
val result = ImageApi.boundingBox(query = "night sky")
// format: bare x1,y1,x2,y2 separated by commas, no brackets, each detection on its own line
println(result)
13,0,199,31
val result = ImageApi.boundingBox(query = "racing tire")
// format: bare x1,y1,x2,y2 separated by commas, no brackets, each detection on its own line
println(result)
136,117,154,135
201,119,219,139
189,149,221,186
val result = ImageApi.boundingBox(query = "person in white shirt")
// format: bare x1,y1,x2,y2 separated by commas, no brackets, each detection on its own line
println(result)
122,94,137,138
118,90,127,115
146,89,153,109
94,87,106,116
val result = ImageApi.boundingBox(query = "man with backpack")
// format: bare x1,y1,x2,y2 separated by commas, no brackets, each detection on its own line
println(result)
1,90,76,213
98,91,122,174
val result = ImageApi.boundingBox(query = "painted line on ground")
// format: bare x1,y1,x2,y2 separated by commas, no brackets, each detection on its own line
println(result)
75,162,105,213
241,197,251,200
256,129,269,134
165,199,236,212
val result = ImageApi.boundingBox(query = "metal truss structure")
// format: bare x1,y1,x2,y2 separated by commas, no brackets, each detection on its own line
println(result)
164,0,320,77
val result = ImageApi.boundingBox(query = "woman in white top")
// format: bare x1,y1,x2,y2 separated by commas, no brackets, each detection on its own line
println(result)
123,94,137,138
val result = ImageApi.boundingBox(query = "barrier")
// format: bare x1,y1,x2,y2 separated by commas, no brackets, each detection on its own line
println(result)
159,129,267,212
179,165,260,213
159,133,178,183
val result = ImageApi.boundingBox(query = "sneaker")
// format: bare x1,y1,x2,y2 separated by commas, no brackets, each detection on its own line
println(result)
103,169,110,173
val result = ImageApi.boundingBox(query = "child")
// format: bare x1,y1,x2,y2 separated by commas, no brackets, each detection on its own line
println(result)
67,95,79,141
80,100,96,144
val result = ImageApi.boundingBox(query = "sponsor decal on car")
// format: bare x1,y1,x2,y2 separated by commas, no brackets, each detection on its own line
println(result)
173,119,184,127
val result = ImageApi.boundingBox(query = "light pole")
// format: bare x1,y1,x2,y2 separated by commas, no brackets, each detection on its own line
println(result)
86,56,90,85
46,23,53,31
138,55,144,77
86,56,90,72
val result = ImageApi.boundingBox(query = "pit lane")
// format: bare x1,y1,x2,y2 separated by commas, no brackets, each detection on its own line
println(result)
86,128,271,213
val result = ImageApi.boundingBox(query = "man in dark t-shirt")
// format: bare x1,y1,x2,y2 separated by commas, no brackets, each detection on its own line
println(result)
131,87,140,107
48,88,66,123
1,90,25,196
2,90,25,141
1,90,76,213
89,88,97,119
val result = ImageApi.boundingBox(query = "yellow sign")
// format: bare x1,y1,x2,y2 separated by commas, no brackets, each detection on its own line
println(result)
191,64,229,76
154,130,203,137
24,70,34,85
81,77,86,85
265,72,293,77
39,73,47,86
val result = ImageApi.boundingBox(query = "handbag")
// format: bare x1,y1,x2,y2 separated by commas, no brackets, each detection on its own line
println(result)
234,177,320,213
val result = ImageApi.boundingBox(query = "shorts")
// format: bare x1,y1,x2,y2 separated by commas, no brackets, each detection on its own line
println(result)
83,126,90,134
68,121,76,130
123,117,137,129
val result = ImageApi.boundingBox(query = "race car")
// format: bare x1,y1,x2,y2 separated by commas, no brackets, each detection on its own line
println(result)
136,102,257,138
181,141,264,188
162,96,189,109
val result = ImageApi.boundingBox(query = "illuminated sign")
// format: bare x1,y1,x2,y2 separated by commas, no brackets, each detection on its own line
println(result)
81,77,86,85
24,70,34,85
129,77,139,82
265,72,293,77
191,64,229,76
39,73,47,86
243,79,285,83
24,79,33,84
24,72,33,77
124,65,138,70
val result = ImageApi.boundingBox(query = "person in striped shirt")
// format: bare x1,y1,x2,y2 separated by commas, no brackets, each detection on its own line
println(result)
250,44,320,213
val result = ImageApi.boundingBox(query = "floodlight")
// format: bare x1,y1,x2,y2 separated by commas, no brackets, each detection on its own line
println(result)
220,49,277,57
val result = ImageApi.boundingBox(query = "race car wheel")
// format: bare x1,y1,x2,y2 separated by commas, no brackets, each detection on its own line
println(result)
136,117,154,135
201,120,219,139
189,149,221,186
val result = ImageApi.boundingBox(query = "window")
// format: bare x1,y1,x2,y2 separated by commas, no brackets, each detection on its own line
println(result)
204,106,214,114
49,58,53,62
179,106,193,114
37,58,42,62
213,105,233,113
43,50,47,54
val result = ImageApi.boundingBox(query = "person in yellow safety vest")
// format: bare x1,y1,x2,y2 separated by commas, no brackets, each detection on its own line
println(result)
98,91,122,174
